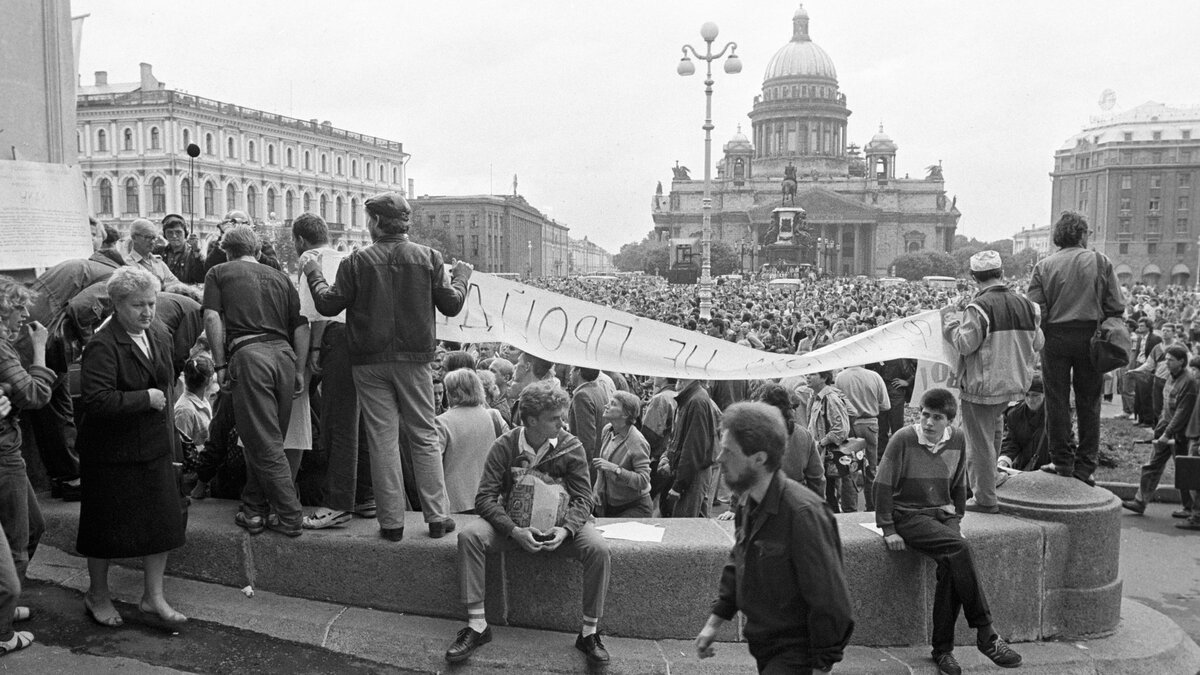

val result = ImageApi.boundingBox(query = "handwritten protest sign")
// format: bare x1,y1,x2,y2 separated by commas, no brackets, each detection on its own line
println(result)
436,273,958,380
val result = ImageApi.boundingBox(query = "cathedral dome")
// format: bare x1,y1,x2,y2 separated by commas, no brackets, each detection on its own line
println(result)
724,125,752,152
763,4,837,83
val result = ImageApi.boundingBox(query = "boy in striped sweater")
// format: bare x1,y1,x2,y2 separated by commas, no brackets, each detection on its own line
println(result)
874,388,1022,675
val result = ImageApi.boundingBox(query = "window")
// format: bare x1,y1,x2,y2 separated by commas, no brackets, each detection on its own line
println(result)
1180,172,1192,188
337,157,343,175
393,167,399,183
1119,218,1131,233
1153,131,1162,141
150,127,160,150
226,184,238,212
267,188,276,216
350,198,358,227
98,179,113,215
1077,197,1088,212
1150,173,1162,189
366,162,373,180
123,178,139,215
181,178,192,214
457,234,465,255
320,154,327,173
286,147,294,168
182,128,190,149
205,133,214,155
97,129,107,152
351,159,358,178
1180,196,1190,211
304,151,311,170
1120,197,1132,213
1120,150,1133,164
335,196,343,223
246,185,258,219
1119,243,1129,255
1148,242,1157,254
267,144,276,165
1152,151,1163,164
1178,217,1190,233
123,128,134,151
285,190,294,219
472,234,480,256
1183,150,1192,163
204,181,215,216
1077,177,1089,191
248,141,256,162
1149,198,1161,213
227,137,236,158
1148,217,1161,233
150,177,166,214
1178,243,1188,255
1121,174,1132,190
1185,130,1193,140
1123,132,1133,142
303,192,312,212
320,194,327,219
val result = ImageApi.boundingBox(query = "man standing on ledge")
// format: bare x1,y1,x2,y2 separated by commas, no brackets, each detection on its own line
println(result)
301,192,471,541
696,401,853,674
445,380,612,666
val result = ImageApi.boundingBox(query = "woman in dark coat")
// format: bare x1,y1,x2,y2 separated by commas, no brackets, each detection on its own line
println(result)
77,267,186,627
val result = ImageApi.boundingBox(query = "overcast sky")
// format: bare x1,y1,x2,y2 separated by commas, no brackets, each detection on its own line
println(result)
73,0,1200,252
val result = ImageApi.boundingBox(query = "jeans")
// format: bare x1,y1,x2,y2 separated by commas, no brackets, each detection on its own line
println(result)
353,360,449,530
457,518,610,619
319,324,372,512
1043,325,1103,480
894,510,992,654
959,400,1011,507
230,341,302,528
0,452,42,585
0,520,17,641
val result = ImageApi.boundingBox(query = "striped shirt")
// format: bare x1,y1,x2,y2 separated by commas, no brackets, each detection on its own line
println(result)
873,424,967,536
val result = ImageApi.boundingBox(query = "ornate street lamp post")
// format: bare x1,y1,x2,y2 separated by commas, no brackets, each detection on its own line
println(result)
678,21,741,320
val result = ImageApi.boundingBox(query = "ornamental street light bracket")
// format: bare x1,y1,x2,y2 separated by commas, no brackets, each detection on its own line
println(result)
677,22,740,320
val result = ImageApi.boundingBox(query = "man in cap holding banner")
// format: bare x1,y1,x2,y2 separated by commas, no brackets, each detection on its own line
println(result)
941,250,1042,514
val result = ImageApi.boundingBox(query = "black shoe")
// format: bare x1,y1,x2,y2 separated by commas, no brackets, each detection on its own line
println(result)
1176,521,1200,531
53,479,81,502
380,527,404,542
235,512,264,535
932,651,961,675
978,635,1022,668
1121,499,1146,515
445,626,492,663
575,632,610,664
430,518,457,539
1073,474,1096,488
265,514,302,538
1172,509,1192,519
1039,463,1073,477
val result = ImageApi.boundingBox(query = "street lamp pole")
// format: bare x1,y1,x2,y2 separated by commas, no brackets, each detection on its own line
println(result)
527,239,533,278
1195,235,1200,292
678,22,741,320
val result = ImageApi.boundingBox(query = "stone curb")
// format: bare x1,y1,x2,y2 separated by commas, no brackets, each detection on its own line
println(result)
1098,481,1185,504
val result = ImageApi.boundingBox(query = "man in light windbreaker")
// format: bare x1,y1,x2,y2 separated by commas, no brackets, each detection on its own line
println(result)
941,250,1043,513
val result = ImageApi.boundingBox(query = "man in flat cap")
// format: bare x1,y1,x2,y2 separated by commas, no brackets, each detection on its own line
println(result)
301,192,472,541
160,214,205,284
941,250,1042,513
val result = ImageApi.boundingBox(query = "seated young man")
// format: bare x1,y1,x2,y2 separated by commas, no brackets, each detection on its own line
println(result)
874,388,1022,675
445,379,612,666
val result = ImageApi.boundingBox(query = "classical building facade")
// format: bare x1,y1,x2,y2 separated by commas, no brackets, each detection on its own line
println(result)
1012,224,1052,257
1051,100,1200,287
651,5,959,277
76,64,408,249
568,236,614,275
409,195,570,277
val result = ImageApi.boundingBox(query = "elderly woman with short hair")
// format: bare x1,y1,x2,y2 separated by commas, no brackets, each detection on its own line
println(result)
77,267,187,627
591,391,653,517
437,369,509,513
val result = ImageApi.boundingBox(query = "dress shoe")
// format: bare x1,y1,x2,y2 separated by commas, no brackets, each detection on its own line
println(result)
429,518,457,538
445,626,492,663
380,527,404,542
575,632,610,664
1120,499,1146,515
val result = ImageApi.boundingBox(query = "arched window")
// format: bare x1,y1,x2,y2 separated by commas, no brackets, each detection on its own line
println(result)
77,132,83,153
267,187,276,216
267,144,276,165
366,162,373,180
320,154,327,173
393,167,399,184
123,128,134,151
285,190,294,219
181,177,193,215
246,185,258,219
124,178,139,215
182,128,190,149
286,147,294,167
205,133,214,155
150,127,161,150
227,137,236,158
204,181,215,216
150,177,166,214
337,156,343,175
320,194,328,219
335,196,343,224
97,129,107,152
351,198,358,227
303,192,312,212
98,179,113,215
248,140,256,162
303,151,311,171
226,183,238,212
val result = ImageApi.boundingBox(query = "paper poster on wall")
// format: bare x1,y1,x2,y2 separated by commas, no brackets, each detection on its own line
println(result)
0,161,91,270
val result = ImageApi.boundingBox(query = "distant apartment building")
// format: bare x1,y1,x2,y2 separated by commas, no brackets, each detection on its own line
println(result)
569,236,614,275
409,194,569,276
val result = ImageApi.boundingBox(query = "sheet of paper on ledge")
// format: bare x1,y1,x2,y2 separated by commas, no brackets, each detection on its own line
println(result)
595,522,666,543
859,522,885,537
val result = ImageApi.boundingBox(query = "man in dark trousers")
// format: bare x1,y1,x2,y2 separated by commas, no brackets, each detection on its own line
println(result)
695,402,854,674
659,379,720,517
1122,344,1196,517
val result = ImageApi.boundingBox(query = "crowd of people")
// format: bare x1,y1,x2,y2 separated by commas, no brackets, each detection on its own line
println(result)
0,203,1194,672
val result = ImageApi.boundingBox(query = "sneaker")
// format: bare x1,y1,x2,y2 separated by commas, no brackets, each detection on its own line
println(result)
303,508,352,530
932,651,961,675
575,632,610,664
965,498,999,514
234,512,264,535
352,499,377,518
1171,509,1192,519
445,626,492,663
429,518,457,539
265,514,302,538
978,635,1022,668
1121,499,1147,515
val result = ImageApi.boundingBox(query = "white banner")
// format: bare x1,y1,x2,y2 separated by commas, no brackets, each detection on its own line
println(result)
437,273,958,380
0,161,91,271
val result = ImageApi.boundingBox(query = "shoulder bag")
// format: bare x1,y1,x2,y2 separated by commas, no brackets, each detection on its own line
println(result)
1089,251,1131,373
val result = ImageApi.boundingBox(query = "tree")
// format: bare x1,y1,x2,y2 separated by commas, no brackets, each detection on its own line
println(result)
409,219,457,260
613,236,671,276
709,240,739,276
1009,247,1039,278
892,250,958,280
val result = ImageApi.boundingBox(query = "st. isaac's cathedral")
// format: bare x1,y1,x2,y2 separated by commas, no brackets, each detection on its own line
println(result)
652,5,960,277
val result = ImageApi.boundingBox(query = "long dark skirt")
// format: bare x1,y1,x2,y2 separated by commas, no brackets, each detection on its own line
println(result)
76,454,186,559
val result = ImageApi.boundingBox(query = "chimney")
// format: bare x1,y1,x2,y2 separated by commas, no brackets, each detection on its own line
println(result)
95,71,108,86
138,62,158,90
